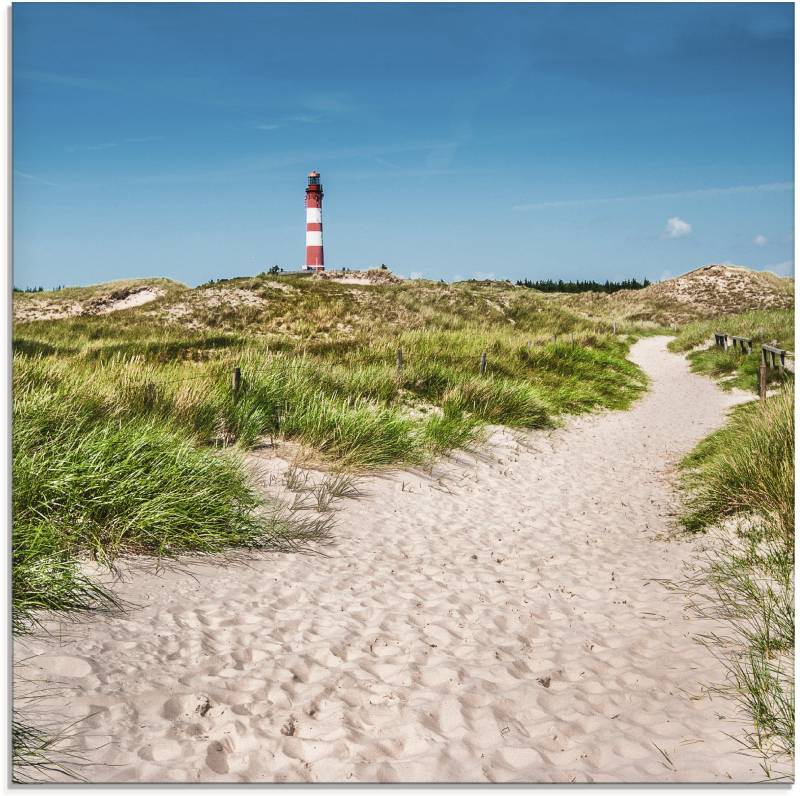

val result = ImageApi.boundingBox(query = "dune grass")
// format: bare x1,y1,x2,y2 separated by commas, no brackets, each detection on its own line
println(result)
12,385,300,630
13,322,648,464
680,388,794,537
12,715,81,783
677,386,794,774
668,309,794,394
669,309,794,353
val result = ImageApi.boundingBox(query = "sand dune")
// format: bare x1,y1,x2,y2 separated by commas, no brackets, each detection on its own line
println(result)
14,285,165,322
14,336,762,783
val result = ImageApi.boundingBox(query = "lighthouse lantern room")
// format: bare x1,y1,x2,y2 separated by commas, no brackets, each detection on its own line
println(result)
304,171,324,271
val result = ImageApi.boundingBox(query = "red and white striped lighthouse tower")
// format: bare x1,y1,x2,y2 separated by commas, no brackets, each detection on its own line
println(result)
304,171,324,271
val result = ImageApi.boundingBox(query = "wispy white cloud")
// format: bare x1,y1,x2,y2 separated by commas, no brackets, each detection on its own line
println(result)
473,271,497,281
14,170,57,187
409,271,424,280
664,217,692,238
513,182,793,212
754,234,768,246
65,136,163,153
256,123,280,131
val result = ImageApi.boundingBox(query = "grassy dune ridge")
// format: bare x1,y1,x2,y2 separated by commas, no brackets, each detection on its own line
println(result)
13,370,291,627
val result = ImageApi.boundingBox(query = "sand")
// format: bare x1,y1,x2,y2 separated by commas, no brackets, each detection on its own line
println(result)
93,287,164,314
14,336,765,783
14,286,164,322
324,276,375,285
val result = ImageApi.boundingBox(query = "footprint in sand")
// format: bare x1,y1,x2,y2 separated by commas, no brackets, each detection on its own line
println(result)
205,739,232,774
138,739,182,763
161,693,213,721
36,655,92,678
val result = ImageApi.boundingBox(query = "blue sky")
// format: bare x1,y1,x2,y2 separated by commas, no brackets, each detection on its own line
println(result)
13,2,794,288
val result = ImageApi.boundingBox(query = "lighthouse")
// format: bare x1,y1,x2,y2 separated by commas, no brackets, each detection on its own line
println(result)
304,171,324,271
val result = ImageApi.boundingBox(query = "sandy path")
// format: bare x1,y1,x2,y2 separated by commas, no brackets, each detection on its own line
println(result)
14,336,761,783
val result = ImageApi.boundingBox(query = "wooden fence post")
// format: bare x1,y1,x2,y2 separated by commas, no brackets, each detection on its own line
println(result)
479,352,487,375
396,348,403,377
759,363,767,401
232,366,241,398
612,321,617,335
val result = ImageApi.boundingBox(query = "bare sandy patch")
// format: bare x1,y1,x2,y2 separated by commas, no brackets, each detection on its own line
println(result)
325,276,374,285
93,288,164,315
13,300,84,323
14,285,165,322
260,280,297,293
318,268,402,286
199,288,266,309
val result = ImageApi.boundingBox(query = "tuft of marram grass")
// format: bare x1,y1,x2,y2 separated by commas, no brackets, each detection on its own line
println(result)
12,386,304,629
12,716,80,783
680,386,794,538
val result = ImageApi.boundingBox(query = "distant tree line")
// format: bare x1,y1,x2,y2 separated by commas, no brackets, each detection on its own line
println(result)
515,277,651,294
13,285,64,293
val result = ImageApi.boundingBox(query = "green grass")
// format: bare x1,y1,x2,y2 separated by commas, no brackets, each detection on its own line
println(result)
12,716,77,783
12,366,314,628
677,386,794,774
680,387,794,537
13,418,292,628
12,324,648,466
669,309,794,353
12,292,649,629
668,309,794,394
